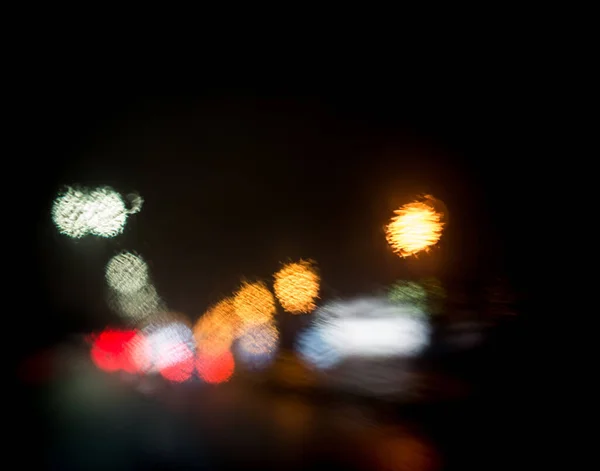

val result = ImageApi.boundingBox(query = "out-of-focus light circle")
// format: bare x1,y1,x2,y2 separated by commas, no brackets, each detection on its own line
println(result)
234,281,276,327
159,346,194,382
385,195,445,257
196,350,235,384
90,329,138,373
110,283,163,322
235,322,279,370
194,297,238,356
85,187,128,237
274,260,320,314
237,321,278,355
137,321,196,381
52,186,131,238
105,252,149,294
127,332,152,373
296,326,342,370
388,280,428,314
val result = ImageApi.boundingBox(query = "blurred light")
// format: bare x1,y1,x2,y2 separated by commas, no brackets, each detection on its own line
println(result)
52,186,136,238
235,321,279,370
420,276,446,316
273,260,320,314
296,326,342,370
386,195,445,257
196,350,235,384
324,316,428,357
194,297,239,357
90,329,138,373
159,347,194,382
125,192,144,214
388,280,428,314
372,430,439,471
136,322,196,382
105,252,149,294
110,283,164,322
233,281,276,328
308,297,430,360
127,332,152,373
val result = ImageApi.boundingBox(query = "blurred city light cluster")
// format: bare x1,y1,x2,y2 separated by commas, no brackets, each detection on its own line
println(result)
51,186,457,394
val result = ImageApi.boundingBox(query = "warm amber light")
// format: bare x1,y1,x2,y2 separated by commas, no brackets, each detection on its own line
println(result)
194,297,238,356
385,197,445,257
274,260,320,314
233,281,276,327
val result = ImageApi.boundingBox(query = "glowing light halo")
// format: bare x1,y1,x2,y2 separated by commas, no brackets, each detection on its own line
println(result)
274,260,320,314
105,252,149,294
110,283,164,322
196,350,235,384
194,297,239,357
52,185,138,238
233,281,276,328
237,321,278,356
385,196,445,257
139,321,196,374
300,297,430,364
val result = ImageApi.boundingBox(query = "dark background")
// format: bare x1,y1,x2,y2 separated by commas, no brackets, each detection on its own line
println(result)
14,64,542,469
26,80,535,346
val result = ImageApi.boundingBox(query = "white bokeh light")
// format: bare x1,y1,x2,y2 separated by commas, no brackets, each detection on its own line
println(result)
110,283,164,321
105,252,149,294
52,185,142,238
142,322,196,372
296,297,430,368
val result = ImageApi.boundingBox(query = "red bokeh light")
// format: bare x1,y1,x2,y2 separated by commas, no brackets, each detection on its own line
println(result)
196,350,235,384
159,344,195,382
90,329,140,373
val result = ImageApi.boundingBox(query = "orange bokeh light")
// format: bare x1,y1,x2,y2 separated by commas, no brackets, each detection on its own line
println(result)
273,260,320,314
385,196,445,257
194,297,238,356
233,281,276,328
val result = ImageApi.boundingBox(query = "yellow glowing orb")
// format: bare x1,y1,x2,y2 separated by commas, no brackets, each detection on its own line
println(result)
105,252,149,294
274,260,320,314
385,197,445,257
234,281,276,327
194,297,239,356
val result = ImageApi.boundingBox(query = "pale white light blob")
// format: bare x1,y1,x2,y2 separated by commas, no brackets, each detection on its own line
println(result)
52,186,132,238
142,322,196,371
309,297,430,359
111,284,164,321
321,316,429,357
105,252,149,294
